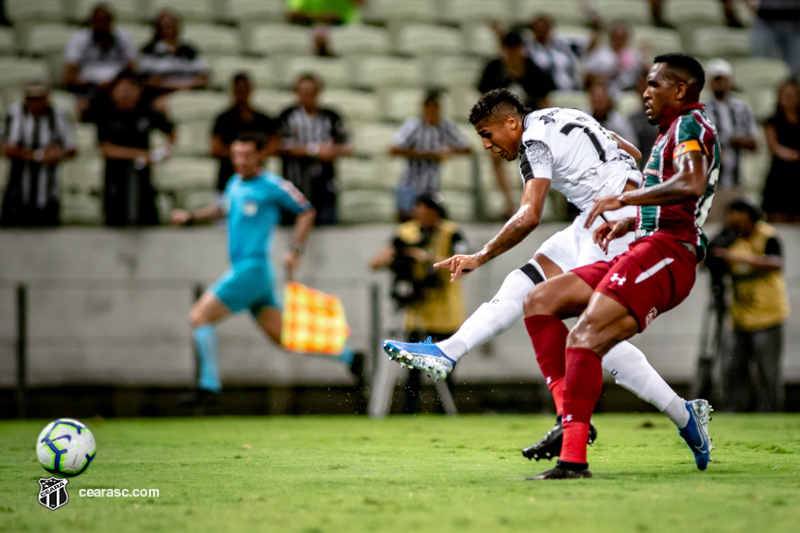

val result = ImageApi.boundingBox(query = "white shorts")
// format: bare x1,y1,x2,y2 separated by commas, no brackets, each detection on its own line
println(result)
534,204,638,274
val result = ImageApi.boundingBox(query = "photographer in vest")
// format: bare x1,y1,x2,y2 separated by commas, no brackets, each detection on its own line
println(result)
370,193,467,412
710,198,790,412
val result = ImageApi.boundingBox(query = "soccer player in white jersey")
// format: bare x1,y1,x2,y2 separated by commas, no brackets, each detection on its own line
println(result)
383,88,711,464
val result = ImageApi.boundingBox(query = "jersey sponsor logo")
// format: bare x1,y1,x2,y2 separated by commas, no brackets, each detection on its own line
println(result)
644,167,661,177
243,200,258,216
673,139,702,158
645,307,658,326
634,258,674,284
609,273,626,286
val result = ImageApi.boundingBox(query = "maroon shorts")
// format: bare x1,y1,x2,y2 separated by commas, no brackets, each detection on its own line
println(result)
571,234,698,331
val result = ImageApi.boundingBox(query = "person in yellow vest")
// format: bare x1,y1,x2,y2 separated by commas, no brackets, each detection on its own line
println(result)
370,193,467,413
710,198,791,411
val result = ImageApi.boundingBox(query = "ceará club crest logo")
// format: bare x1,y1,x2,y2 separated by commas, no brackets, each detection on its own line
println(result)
38,477,69,511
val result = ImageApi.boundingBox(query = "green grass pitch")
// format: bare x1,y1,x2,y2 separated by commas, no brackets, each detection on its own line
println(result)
2,414,800,533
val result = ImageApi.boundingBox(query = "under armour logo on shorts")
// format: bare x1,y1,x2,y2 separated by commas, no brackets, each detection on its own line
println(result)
610,273,626,286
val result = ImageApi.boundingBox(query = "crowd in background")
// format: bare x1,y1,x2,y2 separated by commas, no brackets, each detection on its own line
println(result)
0,0,798,228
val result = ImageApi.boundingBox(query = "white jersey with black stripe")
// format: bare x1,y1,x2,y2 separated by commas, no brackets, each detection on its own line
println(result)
518,107,641,213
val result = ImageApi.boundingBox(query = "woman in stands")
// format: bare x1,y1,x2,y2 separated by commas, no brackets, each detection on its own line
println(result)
761,80,800,223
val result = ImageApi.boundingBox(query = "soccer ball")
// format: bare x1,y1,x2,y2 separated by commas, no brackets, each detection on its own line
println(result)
36,418,96,476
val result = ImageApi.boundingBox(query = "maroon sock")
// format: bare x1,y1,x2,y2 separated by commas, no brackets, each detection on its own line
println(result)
524,315,568,413
561,347,603,464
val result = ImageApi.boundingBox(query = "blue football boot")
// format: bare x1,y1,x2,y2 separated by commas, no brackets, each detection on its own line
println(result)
382,337,455,381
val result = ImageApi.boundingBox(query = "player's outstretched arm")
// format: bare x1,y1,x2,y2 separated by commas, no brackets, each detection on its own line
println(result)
435,178,549,281
585,151,709,228
171,204,225,226
284,207,316,279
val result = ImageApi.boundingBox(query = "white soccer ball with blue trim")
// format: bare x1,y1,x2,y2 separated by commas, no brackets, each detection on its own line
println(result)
36,418,96,476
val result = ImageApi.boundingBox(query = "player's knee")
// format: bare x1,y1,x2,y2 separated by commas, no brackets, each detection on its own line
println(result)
523,284,550,316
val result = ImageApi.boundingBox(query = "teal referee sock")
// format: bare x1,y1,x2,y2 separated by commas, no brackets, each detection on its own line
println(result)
194,325,221,393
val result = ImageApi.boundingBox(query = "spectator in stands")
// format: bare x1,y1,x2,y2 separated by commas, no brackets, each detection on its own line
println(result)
370,193,466,413
63,3,137,120
587,81,637,147
211,73,278,193
138,10,210,103
0,82,77,227
390,89,472,221
88,70,176,226
583,22,645,97
277,73,352,225
286,0,365,56
479,30,554,218
710,198,790,412
750,0,800,79
627,72,659,171
526,14,582,92
761,81,800,223
703,59,758,222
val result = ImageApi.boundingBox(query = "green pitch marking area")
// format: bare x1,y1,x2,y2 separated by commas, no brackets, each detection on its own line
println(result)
3,415,800,533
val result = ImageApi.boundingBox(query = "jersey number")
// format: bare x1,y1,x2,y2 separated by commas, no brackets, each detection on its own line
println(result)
560,122,607,162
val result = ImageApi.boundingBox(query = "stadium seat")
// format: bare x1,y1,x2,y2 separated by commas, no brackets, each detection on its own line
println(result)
441,156,475,192
148,0,215,22
362,0,437,24
168,91,229,122
153,157,216,190
247,24,312,56
352,123,397,156
72,0,139,23
61,156,102,194
322,89,381,123
74,123,98,156
616,91,642,118
356,56,424,89
688,27,750,59
174,120,212,157
0,58,50,89
396,24,463,56
281,56,352,88
251,89,296,115
208,56,278,91
440,189,476,222
732,58,791,93
549,90,590,111
748,87,777,121
595,0,651,25
0,27,17,55
24,23,78,56
183,24,241,56
337,157,396,191
328,25,391,56
664,0,725,27
515,0,589,25
379,88,455,123
6,0,66,23
60,191,102,224
463,24,501,58
338,189,395,223
117,24,152,47
427,56,484,90
440,0,510,25
224,0,286,24
177,189,216,211
631,26,682,60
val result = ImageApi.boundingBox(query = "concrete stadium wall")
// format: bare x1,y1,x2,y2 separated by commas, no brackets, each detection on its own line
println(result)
1,224,800,389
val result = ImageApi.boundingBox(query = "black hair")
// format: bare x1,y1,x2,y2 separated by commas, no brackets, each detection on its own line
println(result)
110,68,143,88
653,52,705,94
468,88,527,125
501,30,524,48
415,192,447,218
232,72,251,85
423,88,443,106
234,131,266,151
728,198,762,222
295,72,323,91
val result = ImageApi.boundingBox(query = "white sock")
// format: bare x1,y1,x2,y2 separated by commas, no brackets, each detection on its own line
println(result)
437,268,537,361
602,341,689,427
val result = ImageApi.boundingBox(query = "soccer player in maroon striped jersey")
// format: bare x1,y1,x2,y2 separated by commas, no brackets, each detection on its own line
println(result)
523,53,720,479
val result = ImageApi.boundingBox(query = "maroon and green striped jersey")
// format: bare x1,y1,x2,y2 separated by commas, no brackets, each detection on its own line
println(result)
638,104,720,255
